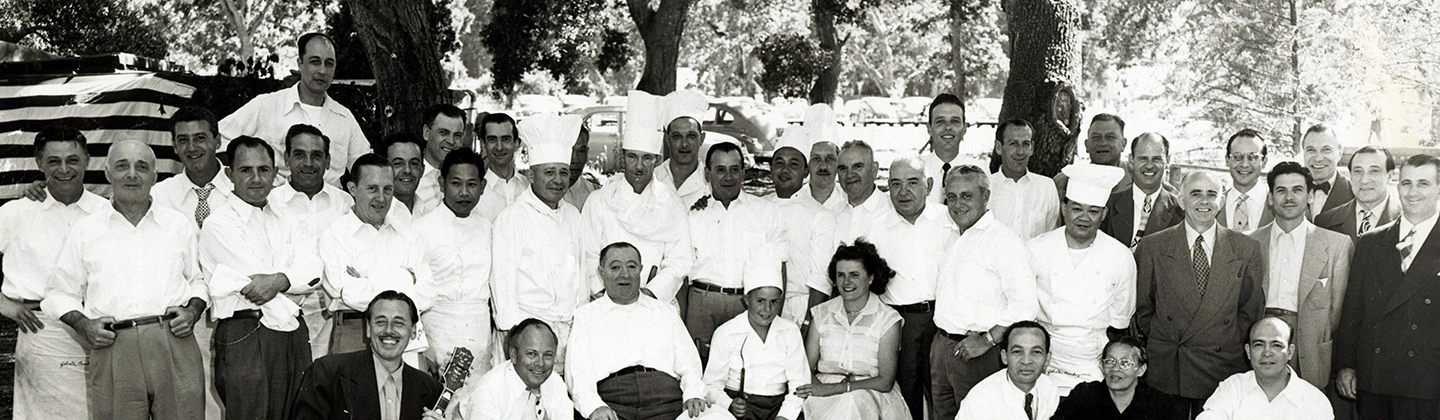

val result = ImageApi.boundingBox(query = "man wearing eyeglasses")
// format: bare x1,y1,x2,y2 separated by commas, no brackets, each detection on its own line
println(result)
1219,129,1273,232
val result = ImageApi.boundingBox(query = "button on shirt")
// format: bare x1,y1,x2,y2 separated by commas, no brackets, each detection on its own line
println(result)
566,295,705,417
1225,184,1267,232
317,212,436,312
44,204,206,320
218,85,372,188
415,205,491,304
492,191,586,329
454,363,573,420
934,212,1038,334
702,314,810,420
655,161,710,208
1266,221,1311,311
1196,369,1334,420
836,189,893,245
373,356,404,420
199,198,321,331
688,192,783,289
0,191,108,301
1029,228,1136,389
957,370,1061,420
865,204,954,305
152,172,233,227
989,171,1061,240
474,169,530,222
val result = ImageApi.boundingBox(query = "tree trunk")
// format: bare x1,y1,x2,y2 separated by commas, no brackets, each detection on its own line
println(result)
807,0,841,105
345,0,450,140
629,0,697,95
997,0,1083,177
220,0,254,58
949,0,967,99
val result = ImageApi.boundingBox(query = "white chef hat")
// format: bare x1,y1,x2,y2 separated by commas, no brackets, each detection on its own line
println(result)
518,113,583,166
1061,163,1125,207
743,245,784,295
623,90,664,155
658,90,709,131
804,103,840,150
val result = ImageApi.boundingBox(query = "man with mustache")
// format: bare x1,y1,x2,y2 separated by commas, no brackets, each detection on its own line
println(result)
765,104,841,325
988,118,1060,240
493,114,589,376
1218,129,1273,232
834,140,893,244
199,136,320,420
1029,163,1135,396
415,104,468,216
932,164,1038,420
652,90,713,207
956,321,1060,420
414,147,493,374
1315,146,1400,239
318,153,436,356
291,291,444,420
1099,132,1185,249
1053,114,1135,201
921,94,984,205
451,318,574,420
44,140,209,419
1196,317,1333,420
472,112,528,222
220,33,371,188
1301,124,1354,218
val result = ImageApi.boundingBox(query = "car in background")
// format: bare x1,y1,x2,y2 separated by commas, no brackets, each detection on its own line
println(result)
566,98,783,174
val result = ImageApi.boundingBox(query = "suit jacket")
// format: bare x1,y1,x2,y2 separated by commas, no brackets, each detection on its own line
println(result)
1101,187,1185,247
1215,187,1273,232
1316,172,1355,216
1135,223,1265,399
291,350,443,420
1248,223,1354,388
1335,218,1440,400
1314,197,1400,240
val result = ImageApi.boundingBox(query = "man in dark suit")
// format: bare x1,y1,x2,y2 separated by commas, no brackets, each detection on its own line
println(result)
1217,129,1274,232
1135,171,1266,419
1302,124,1354,218
1335,153,1440,420
1316,146,1399,239
1100,132,1184,248
292,290,444,420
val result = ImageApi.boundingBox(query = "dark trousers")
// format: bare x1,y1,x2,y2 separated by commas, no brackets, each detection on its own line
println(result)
213,317,311,420
930,331,1002,420
597,370,685,420
892,307,935,420
724,389,784,420
1329,383,1358,420
1357,391,1440,420
329,315,366,355
88,322,205,420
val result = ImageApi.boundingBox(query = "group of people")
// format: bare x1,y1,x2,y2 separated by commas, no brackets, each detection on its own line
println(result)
2,32,1439,420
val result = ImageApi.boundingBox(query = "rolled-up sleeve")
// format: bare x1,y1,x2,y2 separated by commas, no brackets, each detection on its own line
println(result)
42,224,88,318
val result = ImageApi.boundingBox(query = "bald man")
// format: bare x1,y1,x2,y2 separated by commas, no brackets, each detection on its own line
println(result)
43,140,209,420
1197,317,1333,420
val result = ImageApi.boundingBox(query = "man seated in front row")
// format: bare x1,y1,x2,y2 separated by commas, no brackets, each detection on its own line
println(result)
1197,317,1332,420
568,242,709,420
956,321,1061,420
451,318,574,420
291,290,443,420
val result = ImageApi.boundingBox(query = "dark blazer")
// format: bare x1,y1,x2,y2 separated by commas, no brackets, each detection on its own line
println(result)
1335,218,1440,400
1314,197,1400,240
1050,380,1185,420
291,350,443,420
1101,186,1184,247
1134,223,1265,400
1316,172,1354,217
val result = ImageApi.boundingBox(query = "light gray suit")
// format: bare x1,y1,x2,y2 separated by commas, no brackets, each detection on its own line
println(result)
1248,222,1354,388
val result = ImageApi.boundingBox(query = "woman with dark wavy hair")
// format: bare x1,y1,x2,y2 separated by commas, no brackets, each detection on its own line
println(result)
795,240,912,420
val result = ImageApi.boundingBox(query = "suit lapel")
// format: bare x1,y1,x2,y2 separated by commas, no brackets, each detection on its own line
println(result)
1146,190,1178,236
1383,220,1440,316
1185,229,1243,341
1254,225,1273,294
1339,201,1358,237
1162,229,1205,320
400,367,425,420
1324,174,1354,211
1298,227,1327,306
346,352,383,420
1110,193,1134,245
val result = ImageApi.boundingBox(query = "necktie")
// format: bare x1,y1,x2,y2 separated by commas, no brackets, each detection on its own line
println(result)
1399,227,1417,272
194,184,214,228
1134,195,1154,247
1359,208,1374,234
1234,194,1250,231
530,389,546,420
942,162,952,184
1024,392,1035,420
381,373,400,420
1194,235,1210,295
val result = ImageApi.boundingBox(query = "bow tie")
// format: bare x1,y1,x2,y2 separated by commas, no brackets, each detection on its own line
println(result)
1315,181,1332,193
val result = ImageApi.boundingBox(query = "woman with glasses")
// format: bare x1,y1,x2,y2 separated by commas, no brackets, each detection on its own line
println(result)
1052,336,1184,420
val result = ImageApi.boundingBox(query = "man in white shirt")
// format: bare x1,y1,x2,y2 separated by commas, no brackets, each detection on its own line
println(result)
44,140,209,420
922,94,984,204
318,153,435,355
199,137,322,420
452,318,574,420
1302,124,1354,218
794,104,847,215
473,112,529,222
382,133,436,218
697,253,810,420
1220,129,1271,232
989,118,1059,240
492,114,589,376
416,104,467,214
219,33,370,188
568,242,709,420
651,90,712,207
835,140,893,244
414,147,493,375
0,126,105,419
1030,163,1135,395
957,321,1061,420
765,106,840,324
1198,317,1333,420
686,141,782,360
932,164,1039,420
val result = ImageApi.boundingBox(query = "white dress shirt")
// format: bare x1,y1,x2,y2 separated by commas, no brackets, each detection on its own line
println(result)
474,169,530,222
1225,183,1267,232
934,212,1038,334
989,171,1061,240
1397,213,1438,272
1029,228,1136,391
414,161,443,217
218,85,371,187
1266,221,1312,312
566,295,705,417
415,205,491,304
864,204,955,305
922,152,986,204
199,198,321,331
0,191,107,301
688,192,782,289
770,191,840,319
835,189,893,245
580,175,692,302
1132,187,1161,238
152,171,234,227
1197,369,1333,420
796,183,848,215
453,363,573,420
44,203,207,320
490,191,586,329
317,212,435,312
1184,222,1218,266
654,160,710,208
702,313,810,420
957,370,1060,420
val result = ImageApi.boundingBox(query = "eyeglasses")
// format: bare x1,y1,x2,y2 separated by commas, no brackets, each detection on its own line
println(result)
1102,358,1139,370
1228,154,1263,163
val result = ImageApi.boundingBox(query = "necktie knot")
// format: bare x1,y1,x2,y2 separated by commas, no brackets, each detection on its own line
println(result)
1142,195,1154,213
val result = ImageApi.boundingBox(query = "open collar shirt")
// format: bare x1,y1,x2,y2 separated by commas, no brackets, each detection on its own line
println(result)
151,171,233,228
414,204,491,304
199,198,321,330
702,314,810,420
989,171,1061,240
218,85,372,187
0,191,107,301
317,211,435,313
1196,369,1333,420
474,168,530,222
566,295,705,417
934,212,1038,334
688,192,783,289
866,204,955,305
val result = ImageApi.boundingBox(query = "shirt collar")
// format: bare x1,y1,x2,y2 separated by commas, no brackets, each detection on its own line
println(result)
1271,219,1312,240
1242,368,1309,405
226,197,272,224
854,189,887,211
372,352,404,382
1360,196,1389,217
1132,186,1160,205
343,211,399,235
41,189,107,213
102,200,161,228
1400,212,1439,237
1184,221,1218,247
284,84,338,115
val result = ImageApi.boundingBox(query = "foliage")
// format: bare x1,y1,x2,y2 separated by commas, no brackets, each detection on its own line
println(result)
481,0,615,97
0,0,168,59
754,33,828,98
156,0,330,73
326,0,456,81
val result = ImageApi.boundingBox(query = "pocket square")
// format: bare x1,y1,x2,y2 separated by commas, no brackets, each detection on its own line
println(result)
1317,277,1329,287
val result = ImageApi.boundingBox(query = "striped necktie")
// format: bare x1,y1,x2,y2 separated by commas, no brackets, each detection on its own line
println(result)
530,389,545,420
1399,227,1417,272
1359,208,1373,234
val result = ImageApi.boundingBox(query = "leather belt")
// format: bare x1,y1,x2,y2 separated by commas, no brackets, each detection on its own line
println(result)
337,310,366,321
603,365,658,382
108,313,177,331
889,300,935,314
1264,307,1298,317
937,328,970,342
228,309,262,320
692,281,744,296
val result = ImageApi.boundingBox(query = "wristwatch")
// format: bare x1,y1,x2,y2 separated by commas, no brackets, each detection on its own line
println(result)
981,331,996,347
